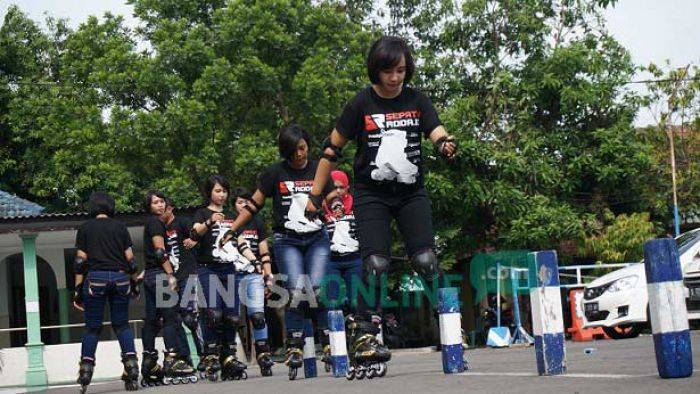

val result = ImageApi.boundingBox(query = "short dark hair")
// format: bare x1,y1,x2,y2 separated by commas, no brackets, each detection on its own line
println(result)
234,186,253,201
164,197,174,208
88,192,116,217
278,124,311,159
367,36,415,85
143,190,166,214
202,175,231,204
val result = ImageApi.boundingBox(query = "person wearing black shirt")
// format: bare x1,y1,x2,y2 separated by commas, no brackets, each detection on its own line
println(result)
161,198,203,369
324,193,362,312
190,175,247,381
72,192,140,392
306,36,458,375
140,191,194,385
230,186,275,376
226,124,335,379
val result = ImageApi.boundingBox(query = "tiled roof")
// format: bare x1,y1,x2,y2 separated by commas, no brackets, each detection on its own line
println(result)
0,190,45,219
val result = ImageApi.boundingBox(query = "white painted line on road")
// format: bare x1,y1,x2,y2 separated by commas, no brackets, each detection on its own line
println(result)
456,371,660,379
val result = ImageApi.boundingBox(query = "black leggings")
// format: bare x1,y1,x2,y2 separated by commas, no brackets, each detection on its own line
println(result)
353,186,437,315
354,186,435,260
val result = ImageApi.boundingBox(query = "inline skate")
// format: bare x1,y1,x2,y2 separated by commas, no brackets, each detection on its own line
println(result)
121,353,140,391
77,358,94,394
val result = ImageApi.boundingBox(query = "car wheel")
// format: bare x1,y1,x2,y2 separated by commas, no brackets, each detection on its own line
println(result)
603,324,640,339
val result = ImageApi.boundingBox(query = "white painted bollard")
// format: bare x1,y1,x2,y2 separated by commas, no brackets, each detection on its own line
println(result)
438,287,465,373
644,238,693,378
528,250,566,376
303,319,317,378
327,310,349,377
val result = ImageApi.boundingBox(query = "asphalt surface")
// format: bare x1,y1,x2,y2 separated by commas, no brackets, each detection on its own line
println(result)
46,331,700,394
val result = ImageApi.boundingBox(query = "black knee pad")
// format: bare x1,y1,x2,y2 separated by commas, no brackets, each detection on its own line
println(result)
410,249,440,280
364,255,390,277
251,312,266,330
182,311,198,331
203,309,222,329
223,313,240,330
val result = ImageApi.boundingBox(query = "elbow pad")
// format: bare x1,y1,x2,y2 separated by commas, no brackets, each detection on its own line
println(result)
155,247,167,264
321,137,343,162
189,227,203,241
243,200,264,216
126,257,138,274
74,256,88,275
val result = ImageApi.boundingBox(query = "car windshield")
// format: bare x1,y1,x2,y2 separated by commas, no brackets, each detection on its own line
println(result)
676,229,700,255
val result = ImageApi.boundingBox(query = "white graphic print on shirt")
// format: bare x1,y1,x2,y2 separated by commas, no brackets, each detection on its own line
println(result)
212,222,255,273
330,219,359,254
281,181,322,233
165,228,181,272
370,128,419,184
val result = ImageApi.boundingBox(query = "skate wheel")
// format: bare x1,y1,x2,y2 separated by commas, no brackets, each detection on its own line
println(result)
162,378,170,386
367,367,377,379
325,362,331,373
356,367,366,380
189,375,198,383
288,367,297,380
140,379,146,387
378,363,387,377
346,367,356,380
242,371,248,380
207,373,218,382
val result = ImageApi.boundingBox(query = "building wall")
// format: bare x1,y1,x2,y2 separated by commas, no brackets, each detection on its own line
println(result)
0,226,145,348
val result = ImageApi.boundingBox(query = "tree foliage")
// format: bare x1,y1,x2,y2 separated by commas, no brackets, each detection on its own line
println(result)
1,0,696,268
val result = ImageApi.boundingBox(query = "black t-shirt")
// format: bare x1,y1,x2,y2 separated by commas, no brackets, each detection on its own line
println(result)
165,216,197,280
192,207,236,265
326,213,360,258
336,86,442,188
75,217,133,272
239,216,268,259
144,215,167,270
257,159,334,234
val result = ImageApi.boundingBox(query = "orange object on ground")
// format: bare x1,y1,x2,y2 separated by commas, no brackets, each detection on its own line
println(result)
567,289,610,341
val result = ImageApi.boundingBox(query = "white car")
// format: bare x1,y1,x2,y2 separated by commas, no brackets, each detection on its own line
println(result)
582,228,700,339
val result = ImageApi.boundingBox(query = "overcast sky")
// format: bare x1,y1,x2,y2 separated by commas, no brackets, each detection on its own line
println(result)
2,0,699,126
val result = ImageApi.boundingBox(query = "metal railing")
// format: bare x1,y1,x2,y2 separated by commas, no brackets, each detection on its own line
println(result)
0,319,146,344
558,263,634,288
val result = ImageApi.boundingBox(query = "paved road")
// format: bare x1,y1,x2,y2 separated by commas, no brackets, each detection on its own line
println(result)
48,332,700,394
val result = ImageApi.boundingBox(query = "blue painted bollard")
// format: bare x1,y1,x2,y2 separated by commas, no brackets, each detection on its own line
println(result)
438,287,465,373
303,319,317,378
528,250,566,376
328,310,349,377
644,238,693,378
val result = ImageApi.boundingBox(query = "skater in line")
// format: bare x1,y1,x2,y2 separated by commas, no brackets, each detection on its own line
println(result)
139,191,195,386
73,192,141,392
305,35,457,379
225,124,335,380
321,172,362,371
230,186,275,376
189,175,248,381
161,198,204,372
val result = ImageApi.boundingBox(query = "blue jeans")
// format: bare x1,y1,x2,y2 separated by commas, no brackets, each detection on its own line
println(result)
197,264,238,345
81,270,136,359
324,253,363,311
236,272,267,342
273,229,330,335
